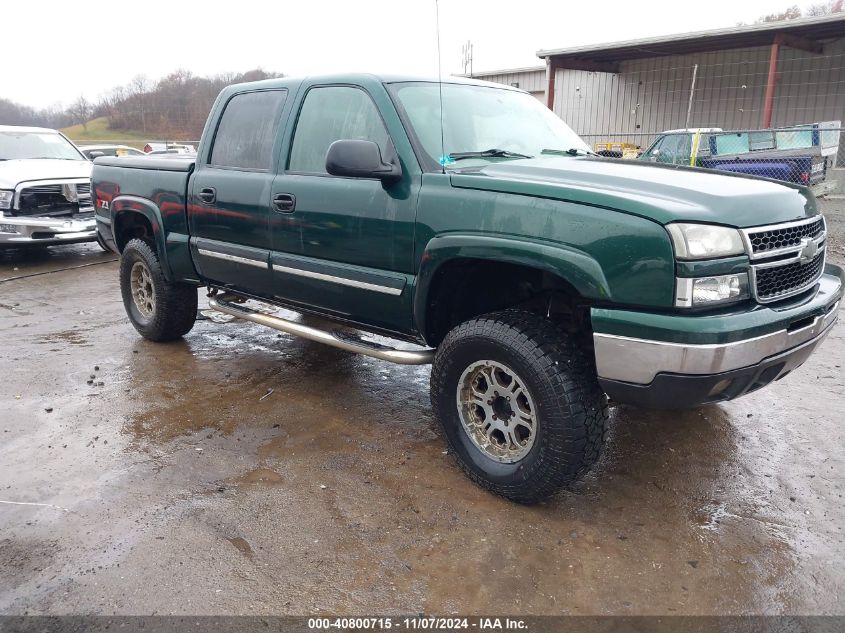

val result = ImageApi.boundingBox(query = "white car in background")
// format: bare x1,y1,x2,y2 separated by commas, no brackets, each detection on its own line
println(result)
143,142,197,155
78,144,147,160
0,125,105,249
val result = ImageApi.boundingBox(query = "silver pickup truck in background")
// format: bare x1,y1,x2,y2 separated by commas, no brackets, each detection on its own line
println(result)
0,125,104,248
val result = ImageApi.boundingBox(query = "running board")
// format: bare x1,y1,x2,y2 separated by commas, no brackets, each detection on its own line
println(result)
207,293,435,365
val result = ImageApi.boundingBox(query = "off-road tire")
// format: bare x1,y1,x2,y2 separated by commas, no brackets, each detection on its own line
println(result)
120,238,197,342
430,309,609,503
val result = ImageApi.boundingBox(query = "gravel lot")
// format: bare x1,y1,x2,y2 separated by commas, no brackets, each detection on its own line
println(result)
0,208,843,615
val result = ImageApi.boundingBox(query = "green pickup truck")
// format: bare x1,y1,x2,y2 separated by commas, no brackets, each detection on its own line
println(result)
92,74,842,503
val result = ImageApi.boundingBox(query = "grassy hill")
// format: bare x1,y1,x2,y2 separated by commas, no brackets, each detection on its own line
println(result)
61,117,150,148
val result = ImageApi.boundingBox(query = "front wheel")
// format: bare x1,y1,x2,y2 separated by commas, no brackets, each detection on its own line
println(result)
430,310,609,503
119,238,198,341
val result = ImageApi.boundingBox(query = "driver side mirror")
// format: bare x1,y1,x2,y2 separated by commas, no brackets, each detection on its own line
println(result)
88,151,106,160
325,140,402,184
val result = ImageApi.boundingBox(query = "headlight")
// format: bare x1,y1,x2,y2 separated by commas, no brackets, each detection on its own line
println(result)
0,190,13,210
676,273,750,307
667,223,745,260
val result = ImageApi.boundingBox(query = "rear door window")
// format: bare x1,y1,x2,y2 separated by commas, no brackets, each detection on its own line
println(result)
210,90,288,170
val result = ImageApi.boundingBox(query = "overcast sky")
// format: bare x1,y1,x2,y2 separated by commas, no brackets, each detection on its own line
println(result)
5,0,802,109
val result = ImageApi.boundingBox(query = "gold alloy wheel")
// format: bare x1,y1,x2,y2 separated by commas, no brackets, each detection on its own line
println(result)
130,260,156,318
456,360,538,463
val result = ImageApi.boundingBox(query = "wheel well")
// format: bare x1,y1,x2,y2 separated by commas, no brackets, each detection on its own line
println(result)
423,258,591,346
113,211,154,253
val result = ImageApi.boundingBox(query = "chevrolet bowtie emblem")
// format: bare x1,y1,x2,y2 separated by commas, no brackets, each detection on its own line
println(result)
61,183,79,203
798,237,818,264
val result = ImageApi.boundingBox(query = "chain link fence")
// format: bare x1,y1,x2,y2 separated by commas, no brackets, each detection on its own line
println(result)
582,125,844,197
70,139,201,158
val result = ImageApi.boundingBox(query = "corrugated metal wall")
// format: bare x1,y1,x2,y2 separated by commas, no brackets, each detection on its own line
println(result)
468,68,547,102
552,37,845,140
475,38,844,141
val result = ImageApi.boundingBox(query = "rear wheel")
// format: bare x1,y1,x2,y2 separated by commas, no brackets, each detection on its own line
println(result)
430,310,609,503
119,238,197,341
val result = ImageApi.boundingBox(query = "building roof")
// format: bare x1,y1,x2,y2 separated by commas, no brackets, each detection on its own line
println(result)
537,13,845,62
455,65,546,78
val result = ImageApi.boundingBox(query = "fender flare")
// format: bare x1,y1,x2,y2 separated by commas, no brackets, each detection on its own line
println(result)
111,195,172,281
413,233,611,341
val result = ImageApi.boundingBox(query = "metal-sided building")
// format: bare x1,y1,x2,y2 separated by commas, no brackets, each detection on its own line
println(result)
465,14,845,144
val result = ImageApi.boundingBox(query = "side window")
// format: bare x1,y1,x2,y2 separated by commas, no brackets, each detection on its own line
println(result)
654,134,685,164
210,90,287,170
715,132,750,155
675,134,691,164
288,86,389,174
657,134,692,165
749,130,775,151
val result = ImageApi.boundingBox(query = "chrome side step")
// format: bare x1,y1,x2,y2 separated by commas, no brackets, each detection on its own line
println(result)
207,293,435,365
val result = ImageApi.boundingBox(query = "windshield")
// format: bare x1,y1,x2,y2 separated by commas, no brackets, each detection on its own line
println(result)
389,82,591,169
0,131,85,161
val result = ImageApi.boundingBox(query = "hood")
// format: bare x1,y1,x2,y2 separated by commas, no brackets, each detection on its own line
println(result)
449,156,816,228
0,159,92,189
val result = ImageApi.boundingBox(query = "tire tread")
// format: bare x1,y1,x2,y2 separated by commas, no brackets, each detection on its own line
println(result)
430,309,609,503
120,238,197,342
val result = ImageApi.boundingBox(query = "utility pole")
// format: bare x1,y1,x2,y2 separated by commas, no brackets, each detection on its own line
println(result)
462,40,474,77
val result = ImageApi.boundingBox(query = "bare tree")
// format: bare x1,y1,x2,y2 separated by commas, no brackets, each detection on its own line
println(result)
92,68,283,139
754,4,802,23
806,0,844,16
68,95,92,130
129,75,150,133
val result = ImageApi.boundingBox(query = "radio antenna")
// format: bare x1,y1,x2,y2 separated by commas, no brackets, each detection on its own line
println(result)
435,0,446,174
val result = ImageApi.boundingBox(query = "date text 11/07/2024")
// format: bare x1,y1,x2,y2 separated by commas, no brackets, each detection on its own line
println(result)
308,617,528,630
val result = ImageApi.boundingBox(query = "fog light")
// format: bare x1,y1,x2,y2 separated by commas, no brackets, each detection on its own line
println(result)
0,224,19,234
707,378,733,398
676,273,749,307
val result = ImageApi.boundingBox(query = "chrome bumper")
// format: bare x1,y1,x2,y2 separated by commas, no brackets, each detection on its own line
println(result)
0,213,97,245
594,300,839,385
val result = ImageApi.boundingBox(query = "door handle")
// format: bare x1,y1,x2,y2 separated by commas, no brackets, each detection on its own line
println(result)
272,193,296,213
198,187,216,204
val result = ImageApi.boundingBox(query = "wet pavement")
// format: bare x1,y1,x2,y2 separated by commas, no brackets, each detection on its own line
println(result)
0,240,843,616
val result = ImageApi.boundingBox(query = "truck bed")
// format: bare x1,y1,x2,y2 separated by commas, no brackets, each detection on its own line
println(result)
94,155,196,172
92,155,197,280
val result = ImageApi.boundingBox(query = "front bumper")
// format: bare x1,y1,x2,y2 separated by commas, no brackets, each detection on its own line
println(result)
0,213,97,246
593,265,843,408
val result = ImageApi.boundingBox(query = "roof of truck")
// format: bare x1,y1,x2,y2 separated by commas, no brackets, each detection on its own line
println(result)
662,128,724,134
223,73,525,94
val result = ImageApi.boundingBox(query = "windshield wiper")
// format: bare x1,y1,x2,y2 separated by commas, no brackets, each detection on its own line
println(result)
448,149,533,161
541,147,596,157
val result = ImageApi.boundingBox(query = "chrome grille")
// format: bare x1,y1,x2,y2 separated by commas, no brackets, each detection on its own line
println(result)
22,184,63,195
742,217,827,303
14,180,94,216
746,216,824,255
755,250,825,301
